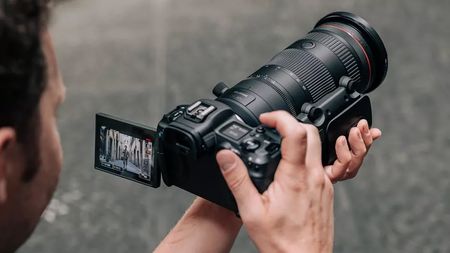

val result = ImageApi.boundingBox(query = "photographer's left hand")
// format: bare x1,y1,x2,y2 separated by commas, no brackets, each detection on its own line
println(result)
325,119,381,183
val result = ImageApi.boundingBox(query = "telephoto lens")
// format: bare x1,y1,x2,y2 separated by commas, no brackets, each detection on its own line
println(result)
216,11,388,126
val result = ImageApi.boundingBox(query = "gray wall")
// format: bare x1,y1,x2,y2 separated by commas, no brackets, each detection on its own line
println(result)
18,0,450,252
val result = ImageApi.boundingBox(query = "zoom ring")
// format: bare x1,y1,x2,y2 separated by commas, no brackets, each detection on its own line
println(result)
305,32,361,84
266,48,335,102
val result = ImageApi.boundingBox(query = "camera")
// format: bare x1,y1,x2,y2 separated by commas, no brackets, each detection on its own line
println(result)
95,12,388,212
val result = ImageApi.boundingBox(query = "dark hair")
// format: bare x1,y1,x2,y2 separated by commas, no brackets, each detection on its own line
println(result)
0,0,50,181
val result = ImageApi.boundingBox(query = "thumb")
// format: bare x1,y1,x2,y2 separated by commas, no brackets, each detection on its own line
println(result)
216,150,262,213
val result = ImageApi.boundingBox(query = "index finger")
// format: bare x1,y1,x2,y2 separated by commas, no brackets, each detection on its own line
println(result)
259,111,307,166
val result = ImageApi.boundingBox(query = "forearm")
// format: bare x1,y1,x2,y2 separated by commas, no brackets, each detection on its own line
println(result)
154,197,242,253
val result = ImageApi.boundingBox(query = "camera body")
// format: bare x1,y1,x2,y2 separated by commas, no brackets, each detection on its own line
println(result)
156,78,371,211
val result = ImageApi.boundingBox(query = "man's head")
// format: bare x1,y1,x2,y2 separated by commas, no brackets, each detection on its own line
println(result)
0,1,65,252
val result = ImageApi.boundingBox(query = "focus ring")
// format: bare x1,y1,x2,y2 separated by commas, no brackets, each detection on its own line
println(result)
254,75,297,115
266,48,335,102
304,32,361,84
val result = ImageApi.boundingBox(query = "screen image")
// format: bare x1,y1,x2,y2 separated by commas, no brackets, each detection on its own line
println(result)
97,126,153,184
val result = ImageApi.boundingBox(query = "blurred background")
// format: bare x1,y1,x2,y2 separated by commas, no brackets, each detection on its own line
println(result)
17,0,450,252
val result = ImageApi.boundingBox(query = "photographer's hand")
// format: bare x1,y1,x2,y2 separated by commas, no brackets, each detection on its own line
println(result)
325,119,381,183
216,111,374,253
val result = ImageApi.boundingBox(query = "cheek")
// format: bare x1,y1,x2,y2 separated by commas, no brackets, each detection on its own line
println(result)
23,118,63,228
39,118,63,186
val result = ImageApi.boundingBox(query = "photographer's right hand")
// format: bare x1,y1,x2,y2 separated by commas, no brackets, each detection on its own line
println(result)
216,111,335,253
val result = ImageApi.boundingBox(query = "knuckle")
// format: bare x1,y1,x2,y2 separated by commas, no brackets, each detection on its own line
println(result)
289,181,305,193
365,141,373,150
291,125,307,142
345,152,353,162
226,172,247,192
361,145,368,154
281,168,307,192
341,152,352,165
354,146,367,157
310,169,326,187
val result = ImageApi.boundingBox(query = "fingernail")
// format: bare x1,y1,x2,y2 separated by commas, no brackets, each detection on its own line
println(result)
218,153,236,172
340,136,347,145
363,124,369,134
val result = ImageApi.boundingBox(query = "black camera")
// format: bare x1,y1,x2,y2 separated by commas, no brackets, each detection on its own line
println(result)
95,12,388,212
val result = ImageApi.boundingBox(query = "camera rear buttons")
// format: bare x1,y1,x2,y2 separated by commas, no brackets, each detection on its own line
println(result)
256,126,265,133
242,139,261,152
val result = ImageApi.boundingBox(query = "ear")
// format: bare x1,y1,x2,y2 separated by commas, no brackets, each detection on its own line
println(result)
0,128,16,204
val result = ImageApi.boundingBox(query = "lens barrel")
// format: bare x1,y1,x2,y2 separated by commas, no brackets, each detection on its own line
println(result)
216,12,388,126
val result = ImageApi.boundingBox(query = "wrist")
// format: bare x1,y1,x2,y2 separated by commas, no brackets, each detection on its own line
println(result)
186,197,242,230
155,198,242,253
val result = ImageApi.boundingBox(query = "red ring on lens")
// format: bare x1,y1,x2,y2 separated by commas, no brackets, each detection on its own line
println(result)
321,24,372,84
